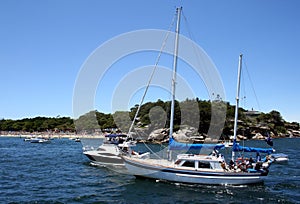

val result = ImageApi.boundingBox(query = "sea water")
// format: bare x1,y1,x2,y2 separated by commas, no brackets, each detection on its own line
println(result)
0,137,299,203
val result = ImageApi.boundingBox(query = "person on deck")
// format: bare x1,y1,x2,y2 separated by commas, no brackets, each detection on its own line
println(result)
256,152,261,162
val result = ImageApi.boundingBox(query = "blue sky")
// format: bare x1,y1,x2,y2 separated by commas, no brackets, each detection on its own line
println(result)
0,0,299,123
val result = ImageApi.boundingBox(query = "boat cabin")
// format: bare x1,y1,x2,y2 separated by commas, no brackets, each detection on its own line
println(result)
174,154,225,170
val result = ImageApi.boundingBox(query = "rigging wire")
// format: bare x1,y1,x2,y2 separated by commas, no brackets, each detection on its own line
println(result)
126,10,177,158
243,58,261,111
237,58,261,158
181,10,217,101
241,67,247,109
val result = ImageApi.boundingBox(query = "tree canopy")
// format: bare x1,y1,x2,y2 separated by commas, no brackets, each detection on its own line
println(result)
0,99,298,136
0,116,74,132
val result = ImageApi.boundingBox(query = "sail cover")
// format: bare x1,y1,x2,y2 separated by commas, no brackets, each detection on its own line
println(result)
232,140,274,154
168,137,225,151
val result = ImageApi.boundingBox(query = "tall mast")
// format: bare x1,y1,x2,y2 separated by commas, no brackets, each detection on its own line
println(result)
232,54,243,161
169,7,181,140
168,7,181,160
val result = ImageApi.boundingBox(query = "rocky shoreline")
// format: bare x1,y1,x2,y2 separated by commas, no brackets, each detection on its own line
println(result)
1,126,299,143
130,125,300,143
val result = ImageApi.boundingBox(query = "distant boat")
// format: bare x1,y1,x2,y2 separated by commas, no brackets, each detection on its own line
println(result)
24,137,32,142
122,7,274,185
74,138,81,142
30,137,51,143
220,140,237,148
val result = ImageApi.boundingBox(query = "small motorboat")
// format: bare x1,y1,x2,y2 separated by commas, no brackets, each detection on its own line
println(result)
24,137,32,142
74,138,81,142
30,137,51,143
83,133,149,166
270,153,289,164
83,133,133,166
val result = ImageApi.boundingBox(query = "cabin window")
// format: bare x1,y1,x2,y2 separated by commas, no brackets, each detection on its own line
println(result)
210,162,223,169
97,148,105,151
198,162,210,169
175,160,182,165
182,160,195,168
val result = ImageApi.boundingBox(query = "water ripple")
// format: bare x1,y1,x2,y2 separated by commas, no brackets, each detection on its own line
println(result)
0,137,299,203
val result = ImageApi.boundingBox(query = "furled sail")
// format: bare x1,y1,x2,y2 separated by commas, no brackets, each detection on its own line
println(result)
232,140,274,154
168,137,225,151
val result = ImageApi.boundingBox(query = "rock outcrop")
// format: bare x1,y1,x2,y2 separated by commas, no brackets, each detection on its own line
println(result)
148,128,168,142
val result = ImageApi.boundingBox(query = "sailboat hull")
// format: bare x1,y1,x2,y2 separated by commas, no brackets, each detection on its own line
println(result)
123,156,266,185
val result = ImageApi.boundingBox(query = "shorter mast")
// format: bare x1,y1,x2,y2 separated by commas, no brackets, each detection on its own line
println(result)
232,54,243,161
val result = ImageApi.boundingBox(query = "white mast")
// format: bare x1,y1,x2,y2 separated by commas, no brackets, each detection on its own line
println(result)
232,54,243,161
168,7,181,160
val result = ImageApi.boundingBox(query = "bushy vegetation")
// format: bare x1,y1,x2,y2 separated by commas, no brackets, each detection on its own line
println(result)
0,117,74,132
1,99,298,136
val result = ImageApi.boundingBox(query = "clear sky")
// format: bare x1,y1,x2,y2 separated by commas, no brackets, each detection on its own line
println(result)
0,0,299,123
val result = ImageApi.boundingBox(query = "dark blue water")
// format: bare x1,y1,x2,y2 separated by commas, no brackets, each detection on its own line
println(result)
0,137,299,203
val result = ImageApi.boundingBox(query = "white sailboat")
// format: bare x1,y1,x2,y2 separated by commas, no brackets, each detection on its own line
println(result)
122,7,274,185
